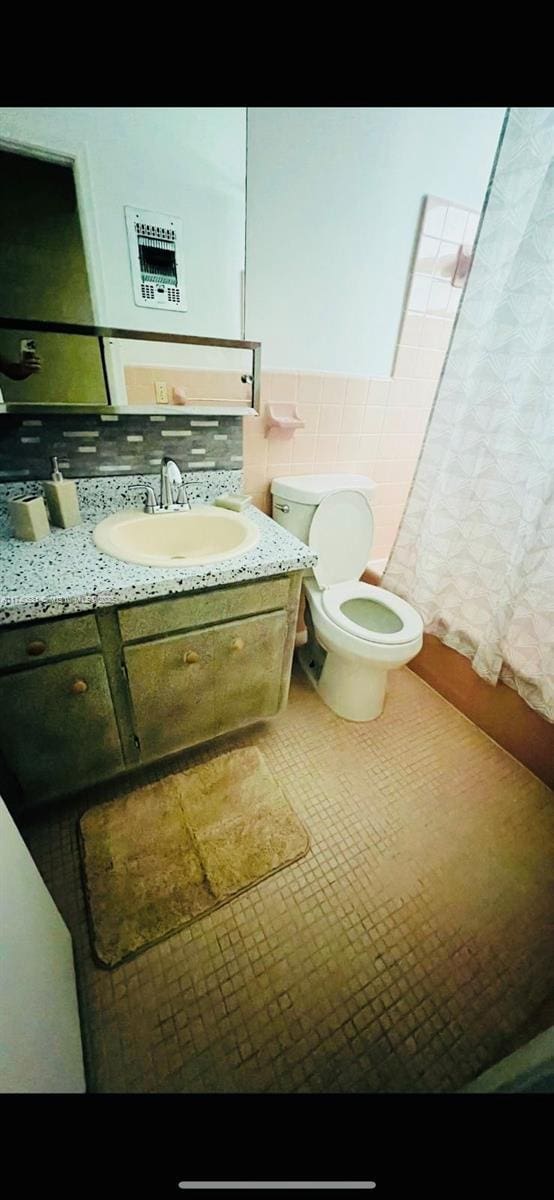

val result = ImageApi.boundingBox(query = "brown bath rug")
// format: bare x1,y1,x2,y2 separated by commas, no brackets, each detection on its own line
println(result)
79,746,309,968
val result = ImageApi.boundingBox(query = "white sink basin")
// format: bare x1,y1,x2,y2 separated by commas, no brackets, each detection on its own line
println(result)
93,506,260,567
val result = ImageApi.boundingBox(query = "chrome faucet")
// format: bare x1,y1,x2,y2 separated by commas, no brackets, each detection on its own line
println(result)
130,459,191,514
160,456,182,509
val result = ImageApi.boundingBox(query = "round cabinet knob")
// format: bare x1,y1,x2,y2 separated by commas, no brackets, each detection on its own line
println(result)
231,637,244,653
184,650,200,664
27,640,46,657
70,679,88,695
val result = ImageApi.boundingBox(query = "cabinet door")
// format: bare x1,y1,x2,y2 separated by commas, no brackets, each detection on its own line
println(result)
0,654,124,800
213,610,288,734
124,627,215,761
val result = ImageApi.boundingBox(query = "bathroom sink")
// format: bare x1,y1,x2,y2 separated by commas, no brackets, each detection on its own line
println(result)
93,506,260,567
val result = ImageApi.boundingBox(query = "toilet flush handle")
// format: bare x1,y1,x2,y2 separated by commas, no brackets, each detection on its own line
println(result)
274,502,289,513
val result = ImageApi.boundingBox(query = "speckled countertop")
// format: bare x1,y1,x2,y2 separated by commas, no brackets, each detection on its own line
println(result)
0,471,316,626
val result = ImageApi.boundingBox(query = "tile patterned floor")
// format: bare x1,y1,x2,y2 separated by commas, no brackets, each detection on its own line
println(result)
21,663,554,1093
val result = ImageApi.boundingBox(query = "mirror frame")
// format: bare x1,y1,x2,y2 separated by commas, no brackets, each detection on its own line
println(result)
0,316,261,417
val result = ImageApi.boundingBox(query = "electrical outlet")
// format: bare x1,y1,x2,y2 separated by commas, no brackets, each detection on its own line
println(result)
154,380,169,405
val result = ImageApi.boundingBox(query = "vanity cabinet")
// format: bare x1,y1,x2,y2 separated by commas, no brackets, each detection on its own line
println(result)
213,611,287,732
124,626,216,761
123,609,288,762
0,653,124,801
0,571,302,807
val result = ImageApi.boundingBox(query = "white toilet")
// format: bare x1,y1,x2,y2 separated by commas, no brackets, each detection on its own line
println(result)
271,473,423,721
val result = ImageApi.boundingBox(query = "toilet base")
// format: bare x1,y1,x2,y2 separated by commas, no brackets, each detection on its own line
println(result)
319,648,388,721
299,641,387,722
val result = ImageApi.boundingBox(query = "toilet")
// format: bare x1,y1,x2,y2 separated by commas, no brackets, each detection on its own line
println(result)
271,473,423,721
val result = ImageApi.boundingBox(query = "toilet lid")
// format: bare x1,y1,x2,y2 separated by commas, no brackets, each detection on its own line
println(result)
309,490,374,588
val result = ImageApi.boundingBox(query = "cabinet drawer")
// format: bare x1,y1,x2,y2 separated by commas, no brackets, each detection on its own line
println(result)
0,652,124,800
118,576,290,642
0,614,100,671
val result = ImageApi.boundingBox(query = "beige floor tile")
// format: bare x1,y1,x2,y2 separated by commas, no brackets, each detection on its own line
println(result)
21,662,554,1093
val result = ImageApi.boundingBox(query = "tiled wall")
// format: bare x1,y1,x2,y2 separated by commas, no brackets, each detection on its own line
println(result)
0,411,243,481
244,195,480,567
124,367,250,405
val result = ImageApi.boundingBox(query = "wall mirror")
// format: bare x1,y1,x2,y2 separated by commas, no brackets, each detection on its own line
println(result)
0,318,260,416
0,109,248,407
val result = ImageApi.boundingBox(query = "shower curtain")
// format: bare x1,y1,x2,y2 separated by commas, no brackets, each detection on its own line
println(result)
383,108,554,722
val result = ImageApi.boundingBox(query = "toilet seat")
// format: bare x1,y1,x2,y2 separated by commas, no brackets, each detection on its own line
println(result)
321,580,423,645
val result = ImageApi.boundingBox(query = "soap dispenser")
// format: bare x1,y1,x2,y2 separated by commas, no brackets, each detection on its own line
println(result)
43,456,82,528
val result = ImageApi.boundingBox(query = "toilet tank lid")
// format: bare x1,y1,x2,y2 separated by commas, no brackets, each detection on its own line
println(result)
271,473,377,505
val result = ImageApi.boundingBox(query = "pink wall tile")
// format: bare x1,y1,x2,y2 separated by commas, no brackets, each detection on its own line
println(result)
415,348,444,379
124,383,155,406
465,212,480,244
315,434,339,462
382,406,429,436
124,365,249,403
415,380,438,408
433,240,461,280
321,375,347,405
388,378,437,408
292,433,317,463
443,205,469,242
362,406,386,435
296,403,320,434
399,313,424,346
370,457,420,484
270,372,298,404
252,490,271,515
340,406,364,435
407,274,432,313
267,432,293,466
419,316,453,352
422,197,448,239
447,289,461,317
372,523,402,560
345,376,369,405
318,405,342,435
393,346,419,378
352,460,379,477
244,465,270,494
243,414,268,462
358,435,381,461
426,278,452,316
260,372,272,404
290,462,317,476
415,234,440,274
367,379,390,405
124,366,147,392
337,434,362,462
371,480,412,507
379,432,425,461
297,373,324,404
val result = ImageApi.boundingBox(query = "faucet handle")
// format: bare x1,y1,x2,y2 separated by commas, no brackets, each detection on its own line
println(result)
176,482,191,509
129,483,157,513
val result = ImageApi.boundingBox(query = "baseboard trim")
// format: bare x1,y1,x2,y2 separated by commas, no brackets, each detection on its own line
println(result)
410,633,554,789
360,570,554,789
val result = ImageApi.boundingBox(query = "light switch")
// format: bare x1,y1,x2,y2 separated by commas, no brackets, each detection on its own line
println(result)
154,381,169,405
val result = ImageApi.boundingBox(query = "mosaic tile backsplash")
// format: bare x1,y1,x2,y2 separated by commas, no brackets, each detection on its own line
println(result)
0,411,243,481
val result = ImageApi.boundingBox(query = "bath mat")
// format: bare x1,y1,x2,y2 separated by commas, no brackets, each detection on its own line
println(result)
79,746,309,968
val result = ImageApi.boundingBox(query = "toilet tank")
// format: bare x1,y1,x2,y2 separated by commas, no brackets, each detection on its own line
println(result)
271,473,377,545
